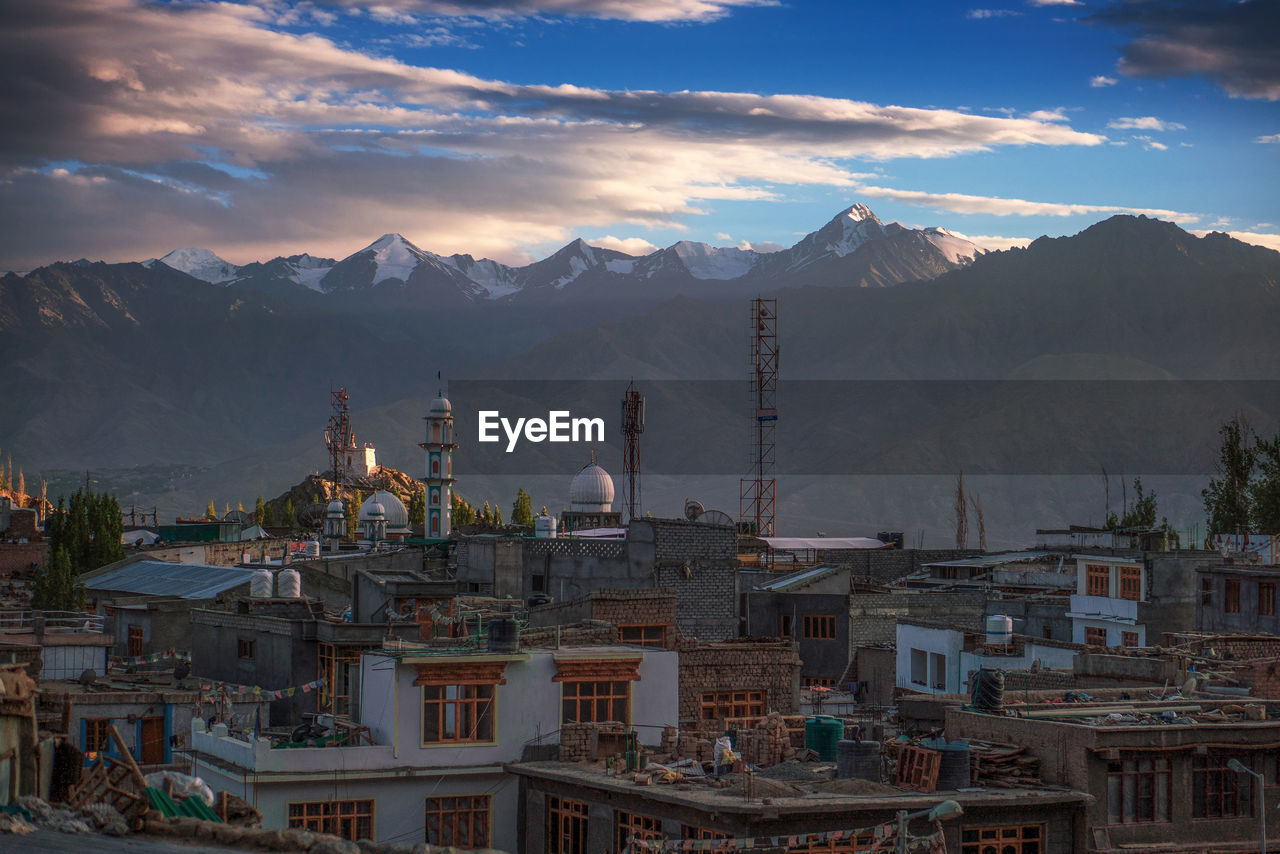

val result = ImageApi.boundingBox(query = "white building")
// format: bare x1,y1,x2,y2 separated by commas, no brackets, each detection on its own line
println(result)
191,642,677,850
1066,554,1148,647
895,619,1082,695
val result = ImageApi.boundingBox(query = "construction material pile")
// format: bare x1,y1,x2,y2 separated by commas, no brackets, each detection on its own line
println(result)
969,743,1042,788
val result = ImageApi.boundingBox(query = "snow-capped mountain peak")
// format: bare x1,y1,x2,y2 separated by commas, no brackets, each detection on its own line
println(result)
669,241,759,280
149,247,239,283
358,233,435,285
842,203,880,224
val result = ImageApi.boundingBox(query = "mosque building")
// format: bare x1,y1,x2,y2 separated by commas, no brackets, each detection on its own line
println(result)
559,452,622,533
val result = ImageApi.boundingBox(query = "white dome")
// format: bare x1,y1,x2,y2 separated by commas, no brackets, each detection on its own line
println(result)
429,394,451,415
326,499,345,516
570,463,614,511
359,490,409,531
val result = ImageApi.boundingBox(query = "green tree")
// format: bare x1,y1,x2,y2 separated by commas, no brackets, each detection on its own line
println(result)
408,488,425,526
451,493,475,526
262,502,276,527
205,499,217,520
1203,414,1256,535
481,501,492,525
30,547,85,612
1109,478,1159,529
512,488,534,526
283,497,296,528
43,487,123,577
345,492,361,539
254,495,266,525
1253,433,1280,534
493,506,503,526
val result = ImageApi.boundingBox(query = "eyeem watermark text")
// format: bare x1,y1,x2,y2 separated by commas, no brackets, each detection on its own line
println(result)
477,410,605,453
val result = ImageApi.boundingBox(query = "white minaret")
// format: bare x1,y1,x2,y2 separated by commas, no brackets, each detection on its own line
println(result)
421,389,456,538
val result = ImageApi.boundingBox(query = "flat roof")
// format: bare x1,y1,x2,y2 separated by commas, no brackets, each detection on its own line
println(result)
85,560,255,599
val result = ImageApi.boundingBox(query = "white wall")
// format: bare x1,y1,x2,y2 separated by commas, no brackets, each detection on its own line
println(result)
895,624,963,694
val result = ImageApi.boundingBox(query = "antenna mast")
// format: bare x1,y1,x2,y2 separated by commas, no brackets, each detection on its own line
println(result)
740,297,778,536
621,379,645,523
325,387,353,500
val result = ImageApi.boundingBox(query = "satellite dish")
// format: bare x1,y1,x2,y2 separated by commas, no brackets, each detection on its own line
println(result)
79,669,98,687
699,509,735,527
684,500,705,521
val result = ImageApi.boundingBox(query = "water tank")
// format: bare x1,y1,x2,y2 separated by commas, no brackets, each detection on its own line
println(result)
837,739,881,780
923,738,971,789
250,568,274,598
804,716,843,762
487,617,519,654
972,668,1005,712
986,614,1013,646
534,515,557,539
277,567,301,599
303,540,321,558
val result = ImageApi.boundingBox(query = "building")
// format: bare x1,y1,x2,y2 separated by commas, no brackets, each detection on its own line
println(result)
358,490,412,543
895,619,1084,696
742,565,853,687
560,456,622,533
421,392,456,538
676,637,801,725
1196,563,1280,634
0,609,111,680
948,697,1280,852
190,641,678,850
528,588,677,649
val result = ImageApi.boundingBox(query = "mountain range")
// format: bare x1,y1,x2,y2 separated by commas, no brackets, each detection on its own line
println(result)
3,207,1279,545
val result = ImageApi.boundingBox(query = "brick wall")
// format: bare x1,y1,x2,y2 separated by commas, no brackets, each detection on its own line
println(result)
521,621,620,648
848,589,986,647
676,638,801,722
528,588,676,632
0,542,48,578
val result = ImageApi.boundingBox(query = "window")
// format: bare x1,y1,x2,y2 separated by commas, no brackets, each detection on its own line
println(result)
684,826,731,841
1086,627,1107,647
318,642,362,716
615,811,661,852
803,614,837,640
1086,564,1110,597
1193,753,1253,819
910,649,928,686
700,690,765,720
562,680,629,724
1106,755,1171,824
237,638,255,659
1226,579,1241,613
1119,566,1142,601
805,677,837,688
961,825,1043,854
1260,583,1277,617
288,800,374,841
423,684,495,743
127,625,143,657
425,795,490,848
1042,626,1053,640
83,718,112,753
620,625,666,647
930,652,947,690
547,796,588,854
779,614,793,639
786,832,879,853
1121,631,1139,648
1202,578,1213,605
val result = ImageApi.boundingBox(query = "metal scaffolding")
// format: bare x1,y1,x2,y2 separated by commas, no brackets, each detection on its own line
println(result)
740,297,777,536
621,378,645,523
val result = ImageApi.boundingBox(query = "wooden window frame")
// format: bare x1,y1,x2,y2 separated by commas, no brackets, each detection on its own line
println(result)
683,826,731,840
1225,578,1241,613
802,614,837,640
1086,564,1110,597
562,680,630,725
619,625,666,647
1085,626,1107,647
546,795,589,854
787,832,880,853
779,614,793,639
1193,753,1254,819
1201,578,1213,605
83,717,112,754
1106,755,1171,824
127,625,144,658
700,690,765,720
1121,631,1139,648
425,794,491,849
287,799,374,842
960,824,1044,854
237,638,255,660
1118,566,1142,602
1260,582,1277,617
422,684,496,745
318,642,362,716
615,810,661,852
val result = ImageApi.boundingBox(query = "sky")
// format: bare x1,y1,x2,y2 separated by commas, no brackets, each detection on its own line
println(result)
0,0,1277,271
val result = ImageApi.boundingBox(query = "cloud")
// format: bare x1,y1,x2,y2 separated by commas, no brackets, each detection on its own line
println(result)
1090,75,1118,87
1088,0,1280,100
967,9,1022,19
1106,116,1186,131
1190,229,1280,252
1028,0,1080,5
1257,133,1280,144
1026,108,1069,122
0,0,1109,269
854,185,1201,223
588,235,658,255
312,0,780,22
1132,135,1168,151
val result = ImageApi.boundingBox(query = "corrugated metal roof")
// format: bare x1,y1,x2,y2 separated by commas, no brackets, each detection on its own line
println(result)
756,565,839,591
921,551,1058,569
760,537,885,550
85,560,255,599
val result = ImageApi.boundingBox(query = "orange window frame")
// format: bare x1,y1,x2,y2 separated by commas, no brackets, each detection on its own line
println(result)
425,794,490,848
287,799,374,841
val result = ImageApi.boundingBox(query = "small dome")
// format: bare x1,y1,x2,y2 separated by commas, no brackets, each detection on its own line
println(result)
429,394,451,415
570,463,615,511
359,490,409,531
326,499,345,516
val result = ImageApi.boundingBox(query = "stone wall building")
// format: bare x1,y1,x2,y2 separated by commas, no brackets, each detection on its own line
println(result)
675,637,801,724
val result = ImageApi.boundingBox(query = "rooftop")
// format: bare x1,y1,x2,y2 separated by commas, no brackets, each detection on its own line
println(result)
84,560,255,599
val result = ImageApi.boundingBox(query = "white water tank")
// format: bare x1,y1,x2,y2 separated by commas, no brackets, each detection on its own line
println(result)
535,515,557,539
277,567,301,599
303,540,321,557
250,568,274,598
986,614,1013,646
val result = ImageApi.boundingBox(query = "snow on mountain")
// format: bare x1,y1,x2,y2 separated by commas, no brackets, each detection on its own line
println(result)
148,248,239,283
364,233,432,285
920,228,983,264
282,254,334,291
669,241,759,280
441,254,520,298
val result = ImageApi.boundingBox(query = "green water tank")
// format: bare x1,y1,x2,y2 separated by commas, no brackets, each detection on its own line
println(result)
804,715,843,761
